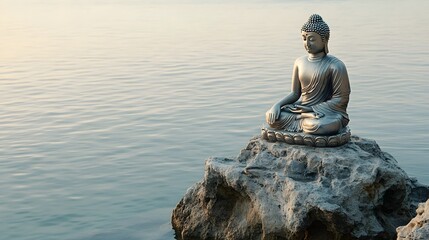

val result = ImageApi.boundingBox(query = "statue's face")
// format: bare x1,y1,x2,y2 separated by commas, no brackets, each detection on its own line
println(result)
301,31,325,54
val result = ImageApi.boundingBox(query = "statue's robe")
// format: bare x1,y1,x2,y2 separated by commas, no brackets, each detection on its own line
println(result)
271,55,350,135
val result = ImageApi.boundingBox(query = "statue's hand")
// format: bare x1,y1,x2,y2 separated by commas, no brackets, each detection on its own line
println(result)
295,105,313,113
296,112,325,120
266,104,281,125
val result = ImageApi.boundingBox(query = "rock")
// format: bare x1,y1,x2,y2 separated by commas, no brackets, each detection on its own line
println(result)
172,136,429,240
397,199,429,240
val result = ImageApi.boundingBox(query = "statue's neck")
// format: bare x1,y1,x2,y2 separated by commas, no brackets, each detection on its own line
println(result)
308,52,326,62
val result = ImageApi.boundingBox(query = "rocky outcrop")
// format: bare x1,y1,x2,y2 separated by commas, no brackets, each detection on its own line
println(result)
172,136,429,240
397,199,429,240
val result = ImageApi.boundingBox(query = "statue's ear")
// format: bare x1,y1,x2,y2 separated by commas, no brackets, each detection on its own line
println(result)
324,42,329,54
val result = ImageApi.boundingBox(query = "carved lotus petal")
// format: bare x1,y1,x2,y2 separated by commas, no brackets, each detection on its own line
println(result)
267,131,276,142
276,132,285,142
293,135,304,145
303,136,315,146
284,134,294,144
328,135,339,147
315,136,328,147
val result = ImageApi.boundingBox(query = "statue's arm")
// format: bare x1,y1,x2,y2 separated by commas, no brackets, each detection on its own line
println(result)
329,61,350,107
274,61,301,108
266,62,301,124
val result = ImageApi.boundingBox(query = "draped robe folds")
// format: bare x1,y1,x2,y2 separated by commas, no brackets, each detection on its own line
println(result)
270,55,350,135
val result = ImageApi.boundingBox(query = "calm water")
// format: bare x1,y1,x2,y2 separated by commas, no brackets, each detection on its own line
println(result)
1,0,429,239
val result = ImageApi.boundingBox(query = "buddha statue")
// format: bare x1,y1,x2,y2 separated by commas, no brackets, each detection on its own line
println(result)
263,14,351,146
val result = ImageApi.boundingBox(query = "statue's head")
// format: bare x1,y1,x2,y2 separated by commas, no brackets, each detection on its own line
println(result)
301,14,330,54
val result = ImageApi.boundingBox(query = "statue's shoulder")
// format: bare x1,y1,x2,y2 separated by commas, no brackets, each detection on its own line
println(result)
326,55,347,70
294,55,308,65
325,54,341,62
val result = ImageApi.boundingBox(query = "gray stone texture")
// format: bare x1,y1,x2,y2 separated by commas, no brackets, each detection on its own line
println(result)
172,136,429,240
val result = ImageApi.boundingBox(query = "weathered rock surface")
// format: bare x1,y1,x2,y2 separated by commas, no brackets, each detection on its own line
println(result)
397,199,429,240
172,136,429,240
